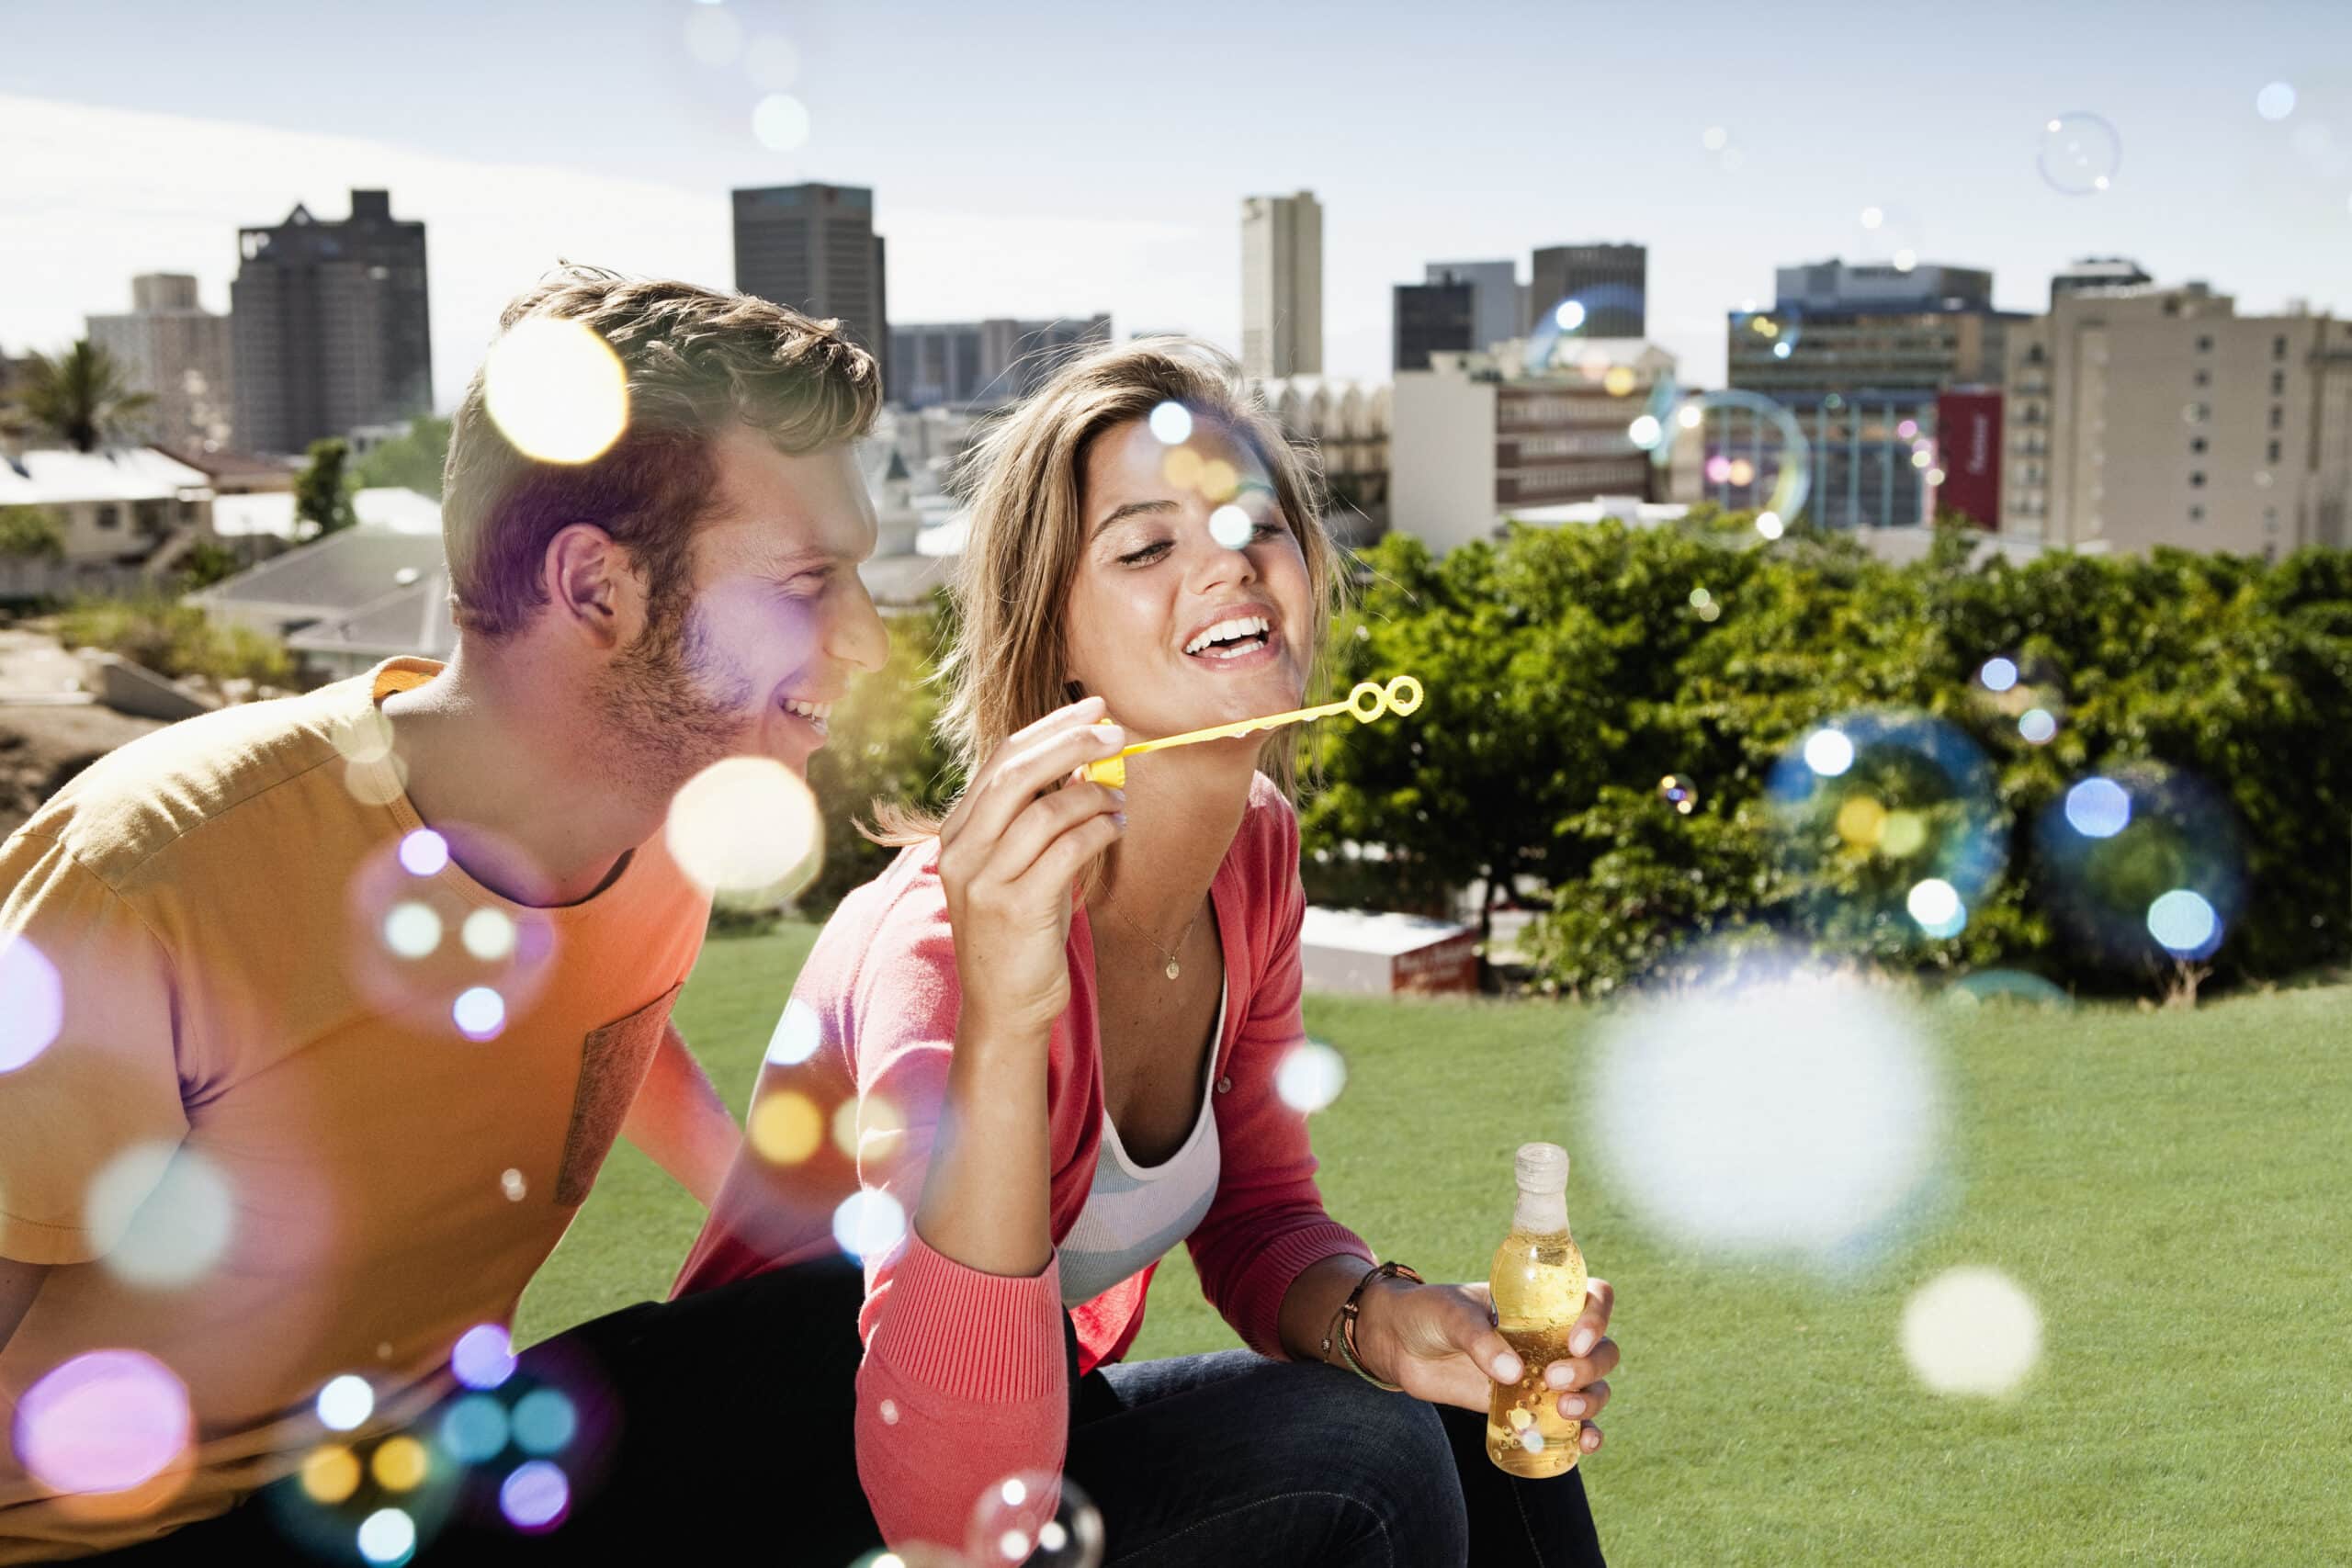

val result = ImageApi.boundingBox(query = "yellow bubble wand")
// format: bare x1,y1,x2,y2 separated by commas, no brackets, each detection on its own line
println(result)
1081,675,1424,788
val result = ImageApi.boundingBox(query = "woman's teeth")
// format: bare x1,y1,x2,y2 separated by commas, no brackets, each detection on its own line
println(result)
783,698,831,726
1184,615,1272,657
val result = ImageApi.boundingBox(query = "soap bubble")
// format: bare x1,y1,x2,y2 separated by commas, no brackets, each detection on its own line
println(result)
1944,970,2071,1008
1275,1040,1348,1113
2018,709,2058,745
316,1375,376,1433
14,1349,191,1495
345,833,559,1036
1902,1266,2041,1395
461,908,517,962
832,1190,909,1262
2256,82,2296,121
511,1390,579,1457
483,316,630,466
356,1506,416,1564
1768,710,2008,944
382,902,442,959
751,94,810,152
665,756,822,897
2038,112,2121,195
750,1089,825,1165
500,1460,571,1532
1731,306,1802,357
1674,389,1812,525
300,1444,364,1505
1524,291,1653,379
369,1436,430,1493
1978,658,2018,693
398,829,449,877
1209,504,1254,551
452,1325,517,1392
967,1471,1107,1568
764,996,823,1066
86,1143,234,1288
440,1394,511,1464
1587,965,1948,1272
0,934,63,1073
452,987,507,1042
500,1168,528,1201
2033,762,2245,971
1657,774,1698,814
1148,401,1193,446
683,5,742,67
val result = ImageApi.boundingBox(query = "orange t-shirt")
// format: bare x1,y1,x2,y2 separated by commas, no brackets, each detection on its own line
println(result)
0,658,709,1561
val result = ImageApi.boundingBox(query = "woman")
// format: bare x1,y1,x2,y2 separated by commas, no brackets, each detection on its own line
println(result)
677,339,1619,1565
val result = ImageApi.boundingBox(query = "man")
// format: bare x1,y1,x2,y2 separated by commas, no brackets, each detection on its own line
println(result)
0,269,890,1562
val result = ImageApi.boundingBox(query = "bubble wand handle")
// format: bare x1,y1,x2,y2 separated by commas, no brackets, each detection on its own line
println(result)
1080,676,1423,787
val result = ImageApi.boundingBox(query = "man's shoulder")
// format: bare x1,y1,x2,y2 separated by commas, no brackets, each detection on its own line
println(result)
16,676,371,889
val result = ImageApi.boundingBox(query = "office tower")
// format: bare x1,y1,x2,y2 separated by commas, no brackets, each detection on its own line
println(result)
1241,191,1323,378
1393,280,1474,372
2002,279,2351,556
86,275,237,450
1529,243,1645,337
231,190,432,457
1427,261,1520,353
734,183,890,389
888,315,1113,409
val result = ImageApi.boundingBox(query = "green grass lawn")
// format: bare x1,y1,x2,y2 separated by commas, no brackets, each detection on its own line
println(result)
516,928,2349,1565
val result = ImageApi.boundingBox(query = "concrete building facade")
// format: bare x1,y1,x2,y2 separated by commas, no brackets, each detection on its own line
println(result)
86,275,236,451
888,314,1111,409
734,183,890,391
2001,281,2352,556
1392,280,1473,373
1241,191,1322,379
231,191,432,457
1529,244,1645,338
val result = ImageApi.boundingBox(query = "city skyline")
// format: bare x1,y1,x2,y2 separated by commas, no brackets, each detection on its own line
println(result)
6,0,2350,412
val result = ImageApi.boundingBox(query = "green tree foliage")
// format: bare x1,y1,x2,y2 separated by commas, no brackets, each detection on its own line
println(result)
173,537,245,591
296,438,358,537
797,601,960,910
350,416,451,499
20,340,153,452
0,505,66,563
57,593,295,687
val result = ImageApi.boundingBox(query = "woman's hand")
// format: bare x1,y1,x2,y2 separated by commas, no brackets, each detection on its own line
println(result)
935,694,1128,1042
1353,1277,1618,1456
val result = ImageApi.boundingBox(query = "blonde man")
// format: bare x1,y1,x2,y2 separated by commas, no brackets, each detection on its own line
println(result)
0,269,890,1562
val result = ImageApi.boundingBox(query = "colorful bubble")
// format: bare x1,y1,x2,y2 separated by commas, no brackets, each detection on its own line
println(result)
1275,1041,1348,1114
461,908,517,962
831,1190,909,1263
2064,778,2132,840
382,902,443,960
0,934,64,1074
1675,388,1813,525
2018,709,2057,745
300,1445,363,1505
1148,401,1193,446
501,1461,571,1532
1906,879,1966,939
751,93,810,152
967,1471,1106,1568
439,1394,511,1464
397,829,449,878
452,1325,517,1392
749,1090,824,1165
1755,512,1785,540
14,1350,191,1495
452,987,507,1042
1944,970,2071,1008
2033,762,2245,973
831,1092,906,1163
764,997,823,1066
369,1436,430,1493
1208,504,1253,551
665,757,822,897
511,1390,579,1457
356,1506,416,1564
2256,82,2296,121
2147,889,2221,958
1978,658,2018,693
85,1142,234,1288
1902,1267,2041,1396
500,1168,528,1202
485,316,629,466
2038,111,2121,195
1658,774,1698,815
1804,728,1855,777
317,1375,376,1433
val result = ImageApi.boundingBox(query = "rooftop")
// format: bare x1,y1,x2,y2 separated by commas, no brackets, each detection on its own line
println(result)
189,524,446,618
0,446,209,503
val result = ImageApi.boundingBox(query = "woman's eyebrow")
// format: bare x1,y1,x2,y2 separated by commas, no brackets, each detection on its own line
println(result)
1090,498,1180,541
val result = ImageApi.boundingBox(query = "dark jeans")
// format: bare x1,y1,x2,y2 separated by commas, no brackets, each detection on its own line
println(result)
97,1258,1603,1566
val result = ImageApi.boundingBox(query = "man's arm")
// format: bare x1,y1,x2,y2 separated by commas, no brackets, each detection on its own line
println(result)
622,1021,740,1208
0,1258,47,1351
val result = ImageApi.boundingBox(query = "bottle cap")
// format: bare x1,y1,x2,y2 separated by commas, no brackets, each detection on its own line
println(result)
1514,1142,1569,1193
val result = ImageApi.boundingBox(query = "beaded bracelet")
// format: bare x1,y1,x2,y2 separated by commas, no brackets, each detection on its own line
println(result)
1319,1260,1424,1392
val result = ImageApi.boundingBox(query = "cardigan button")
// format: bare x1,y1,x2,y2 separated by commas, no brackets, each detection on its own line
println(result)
1216,1076,1233,1094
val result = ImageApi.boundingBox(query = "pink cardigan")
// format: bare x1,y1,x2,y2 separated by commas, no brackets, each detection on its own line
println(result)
673,776,1373,1549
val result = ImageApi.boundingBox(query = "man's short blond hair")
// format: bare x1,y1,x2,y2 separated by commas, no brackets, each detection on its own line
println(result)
441,266,881,639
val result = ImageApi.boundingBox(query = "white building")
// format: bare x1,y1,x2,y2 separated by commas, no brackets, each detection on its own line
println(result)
0,446,213,563
2003,281,2352,556
1252,375,1391,546
1389,344,1677,554
1241,191,1322,380
86,275,237,451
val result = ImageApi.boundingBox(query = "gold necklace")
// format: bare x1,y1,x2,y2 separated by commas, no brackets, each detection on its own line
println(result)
1103,897,1204,981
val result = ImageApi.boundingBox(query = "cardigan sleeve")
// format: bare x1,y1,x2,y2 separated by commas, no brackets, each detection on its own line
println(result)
1182,790,1376,1359
843,874,1073,1552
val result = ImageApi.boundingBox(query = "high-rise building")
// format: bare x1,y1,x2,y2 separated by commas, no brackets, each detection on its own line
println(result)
1241,191,1322,378
2049,256,2152,306
1529,244,1645,338
734,183,890,390
1724,257,2028,530
1392,280,1474,373
1390,343,1676,553
1428,261,1520,353
231,190,432,457
2001,279,2352,556
86,275,237,450
888,315,1112,409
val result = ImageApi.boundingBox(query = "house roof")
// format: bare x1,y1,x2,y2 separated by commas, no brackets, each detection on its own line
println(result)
1299,906,1471,957
0,446,209,504
149,445,297,484
209,486,441,538
285,570,455,660
189,525,447,618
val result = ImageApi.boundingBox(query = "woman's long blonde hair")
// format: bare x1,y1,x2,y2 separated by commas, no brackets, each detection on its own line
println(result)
875,336,1344,842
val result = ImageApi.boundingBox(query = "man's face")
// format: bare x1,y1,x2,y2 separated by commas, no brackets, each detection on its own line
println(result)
594,428,888,794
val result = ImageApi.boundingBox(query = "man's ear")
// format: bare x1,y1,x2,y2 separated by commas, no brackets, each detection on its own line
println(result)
544,523,644,651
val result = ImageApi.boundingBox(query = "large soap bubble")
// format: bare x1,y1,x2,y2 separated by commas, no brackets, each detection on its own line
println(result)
2032,762,2245,969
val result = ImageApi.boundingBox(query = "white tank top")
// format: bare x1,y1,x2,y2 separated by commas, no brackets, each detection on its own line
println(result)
1056,980,1227,1308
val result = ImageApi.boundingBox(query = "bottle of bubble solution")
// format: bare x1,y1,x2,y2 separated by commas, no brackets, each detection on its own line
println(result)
1486,1141,1589,1478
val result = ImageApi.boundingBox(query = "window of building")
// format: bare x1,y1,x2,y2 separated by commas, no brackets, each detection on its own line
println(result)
2189,471,2206,488
2190,436,2208,454
2189,505,2205,523
2270,405,2284,430
2274,334,2289,360
96,504,119,529
2196,333,2212,352
2270,370,2286,395
2268,439,2282,463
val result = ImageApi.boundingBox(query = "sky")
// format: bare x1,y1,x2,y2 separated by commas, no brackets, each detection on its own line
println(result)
5,0,2350,412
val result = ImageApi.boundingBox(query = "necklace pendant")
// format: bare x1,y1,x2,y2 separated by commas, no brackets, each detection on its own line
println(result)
1165,958,1182,980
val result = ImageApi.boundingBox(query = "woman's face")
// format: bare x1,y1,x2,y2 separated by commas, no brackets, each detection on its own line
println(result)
1062,413,1314,743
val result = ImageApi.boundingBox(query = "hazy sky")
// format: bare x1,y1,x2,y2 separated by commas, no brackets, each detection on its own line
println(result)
6,0,2348,410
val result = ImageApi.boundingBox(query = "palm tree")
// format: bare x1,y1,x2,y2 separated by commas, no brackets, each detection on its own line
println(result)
22,339,153,453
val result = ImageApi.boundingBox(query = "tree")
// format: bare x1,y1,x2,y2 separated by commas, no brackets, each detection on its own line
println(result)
0,505,66,564
295,438,358,538
21,340,153,453
351,415,452,499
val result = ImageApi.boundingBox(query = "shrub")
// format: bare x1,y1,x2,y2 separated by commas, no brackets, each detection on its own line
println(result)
57,593,296,689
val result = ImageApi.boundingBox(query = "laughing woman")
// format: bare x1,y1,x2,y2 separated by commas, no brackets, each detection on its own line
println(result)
676,340,1618,1565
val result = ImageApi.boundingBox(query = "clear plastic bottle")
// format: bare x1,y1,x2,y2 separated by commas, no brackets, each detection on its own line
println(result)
1485,1142,1589,1477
